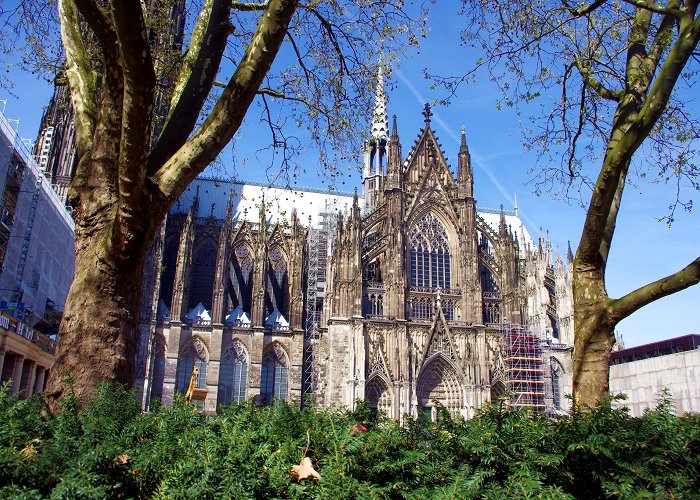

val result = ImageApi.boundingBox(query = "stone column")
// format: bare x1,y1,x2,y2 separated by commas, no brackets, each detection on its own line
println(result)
33,366,46,394
11,355,24,395
26,362,37,398
19,360,34,398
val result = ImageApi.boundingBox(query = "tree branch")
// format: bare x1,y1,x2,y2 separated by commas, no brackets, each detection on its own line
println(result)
301,5,349,77
575,4,700,268
574,60,623,101
232,1,269,11
621,0,682,17
148,0,232,176
57,0,96,160
151,0,299,205
562,0,608,17
111,1,156,221
611,256,700,321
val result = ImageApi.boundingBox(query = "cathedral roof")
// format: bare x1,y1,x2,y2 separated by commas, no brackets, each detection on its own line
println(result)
478,208,534,252
175,177,535,251
177,177,356,227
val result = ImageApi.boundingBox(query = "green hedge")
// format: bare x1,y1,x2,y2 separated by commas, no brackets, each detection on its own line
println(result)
1,383,698,499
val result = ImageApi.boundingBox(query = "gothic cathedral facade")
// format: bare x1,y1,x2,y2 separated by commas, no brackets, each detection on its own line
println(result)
135,73,574,418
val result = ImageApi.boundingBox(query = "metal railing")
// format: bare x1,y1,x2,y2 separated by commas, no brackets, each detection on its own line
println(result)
0,312,56,355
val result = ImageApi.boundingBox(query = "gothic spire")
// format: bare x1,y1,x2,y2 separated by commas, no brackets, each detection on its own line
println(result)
499,204,507,235
371,64,388,141
457,125,473,197
190,184,200,218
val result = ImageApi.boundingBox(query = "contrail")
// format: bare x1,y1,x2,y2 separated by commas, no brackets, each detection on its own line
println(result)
394,69,539,233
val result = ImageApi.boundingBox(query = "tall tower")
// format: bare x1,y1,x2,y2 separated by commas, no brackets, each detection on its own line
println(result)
362,65,389,212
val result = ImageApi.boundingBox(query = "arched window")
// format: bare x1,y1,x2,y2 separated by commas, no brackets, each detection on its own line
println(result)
226,244,254,314
218,340,248,405
189,239,217,310
261,344,288,405
550,358,564,411
176,339,207,394
410,213,451,289
265,246,289,319
149,339,166,403
159,233,180,309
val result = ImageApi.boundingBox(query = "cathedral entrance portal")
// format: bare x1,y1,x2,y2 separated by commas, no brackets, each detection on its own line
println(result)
365,375,393,416
416,354,464,419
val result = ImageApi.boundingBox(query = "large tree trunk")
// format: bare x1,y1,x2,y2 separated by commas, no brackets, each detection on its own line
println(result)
572,266,616,406
45,197,159,407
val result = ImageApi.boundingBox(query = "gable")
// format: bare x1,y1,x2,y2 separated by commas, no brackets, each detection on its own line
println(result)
402,126,458,198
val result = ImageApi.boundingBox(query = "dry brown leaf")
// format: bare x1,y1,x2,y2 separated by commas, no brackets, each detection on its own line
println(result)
290,456,322,482
21,444,36,459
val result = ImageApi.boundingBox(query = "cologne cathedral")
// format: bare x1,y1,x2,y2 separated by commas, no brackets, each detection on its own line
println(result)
134,73,574,418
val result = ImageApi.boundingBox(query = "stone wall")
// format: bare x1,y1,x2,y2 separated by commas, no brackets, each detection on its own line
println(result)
609,349,700,417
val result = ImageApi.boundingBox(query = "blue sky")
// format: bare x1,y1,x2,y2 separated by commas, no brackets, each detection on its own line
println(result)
1,3,697,347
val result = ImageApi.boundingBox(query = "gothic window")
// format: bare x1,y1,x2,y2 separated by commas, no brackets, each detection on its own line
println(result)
362,259,382,283
226,244,254,314
218,340,249,406
411,296,432,320
189,239,217,310
175,340,208,394
550,358,564,411
410,213,451,289
483,303,501,324
261,344,288,405
159,233,180,308
265,246,289,318
363,293,384,317
149,339,166,403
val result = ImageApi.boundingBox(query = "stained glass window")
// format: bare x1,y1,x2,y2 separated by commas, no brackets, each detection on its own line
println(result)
261,344,288,405
176,341,207,394
218,340,248,405
409,213,451,289
265,246,289,318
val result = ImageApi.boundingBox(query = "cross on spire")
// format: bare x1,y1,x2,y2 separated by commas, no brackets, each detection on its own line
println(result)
423,103,432,124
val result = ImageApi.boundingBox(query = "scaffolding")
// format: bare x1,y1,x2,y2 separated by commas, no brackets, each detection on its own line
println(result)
302,209,335,401
501,323,545,410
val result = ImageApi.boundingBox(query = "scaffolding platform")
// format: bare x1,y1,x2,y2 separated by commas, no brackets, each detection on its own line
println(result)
501,323,545,410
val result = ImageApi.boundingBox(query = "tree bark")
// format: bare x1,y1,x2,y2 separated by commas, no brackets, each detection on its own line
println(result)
45,205,158,407
572,266,616,405
45,0,300,408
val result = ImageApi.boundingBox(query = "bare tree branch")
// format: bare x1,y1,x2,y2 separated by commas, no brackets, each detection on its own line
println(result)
57,0,96,159
622,0,683,17
152,0,299,204
148,0,233,176
112,1,156,226
612,256,700,321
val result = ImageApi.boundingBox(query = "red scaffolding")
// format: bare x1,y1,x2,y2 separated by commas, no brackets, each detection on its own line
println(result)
502,323,545,410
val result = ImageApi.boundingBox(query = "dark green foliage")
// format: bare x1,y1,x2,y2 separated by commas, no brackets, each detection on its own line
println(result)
1,384,699,499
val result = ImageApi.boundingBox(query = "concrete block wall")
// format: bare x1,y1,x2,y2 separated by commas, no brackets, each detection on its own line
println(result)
609,349,700,417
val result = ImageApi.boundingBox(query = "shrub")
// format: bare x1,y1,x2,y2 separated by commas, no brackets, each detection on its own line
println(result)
0,384,698,498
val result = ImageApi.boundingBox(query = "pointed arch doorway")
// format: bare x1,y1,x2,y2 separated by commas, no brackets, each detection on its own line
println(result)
416,354,464,419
